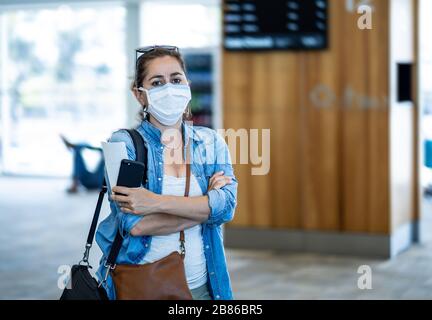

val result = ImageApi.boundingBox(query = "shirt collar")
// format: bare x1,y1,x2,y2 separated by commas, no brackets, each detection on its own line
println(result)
139,118,200,147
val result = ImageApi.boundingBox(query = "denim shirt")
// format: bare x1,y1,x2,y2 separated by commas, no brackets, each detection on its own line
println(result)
95,119,238,300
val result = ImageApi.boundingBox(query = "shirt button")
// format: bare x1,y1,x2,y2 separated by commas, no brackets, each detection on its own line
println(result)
144,244,148,247
160,146,163,150
158,177,161,181
159,162,162,165
216,295,220,299
205,245,209,249
210,271,215,275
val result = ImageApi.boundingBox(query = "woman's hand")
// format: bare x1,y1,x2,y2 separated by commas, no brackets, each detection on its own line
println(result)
111,171,232,216
111,186,161,215
207,171,233,191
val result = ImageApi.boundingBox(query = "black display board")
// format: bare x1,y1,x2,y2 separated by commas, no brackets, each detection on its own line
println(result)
184,53,214,128
397,63,413,102
223,0,328,51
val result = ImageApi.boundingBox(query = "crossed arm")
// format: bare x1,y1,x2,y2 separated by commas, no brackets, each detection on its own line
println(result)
130,213,202,237
111,171,232,237
128,197,210,236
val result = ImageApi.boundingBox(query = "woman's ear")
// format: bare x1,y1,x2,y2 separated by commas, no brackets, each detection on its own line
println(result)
132,87,148,106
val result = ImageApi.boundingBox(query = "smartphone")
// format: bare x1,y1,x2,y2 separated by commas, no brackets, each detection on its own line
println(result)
115,159,145,195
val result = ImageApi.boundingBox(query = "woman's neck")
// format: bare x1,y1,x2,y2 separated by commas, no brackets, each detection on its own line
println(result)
148,116,183,147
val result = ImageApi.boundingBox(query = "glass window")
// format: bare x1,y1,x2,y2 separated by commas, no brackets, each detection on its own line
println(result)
0,4,127,176
140,1,221,48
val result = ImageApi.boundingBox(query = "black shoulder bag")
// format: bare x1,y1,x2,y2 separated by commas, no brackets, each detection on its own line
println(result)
60,129,147,300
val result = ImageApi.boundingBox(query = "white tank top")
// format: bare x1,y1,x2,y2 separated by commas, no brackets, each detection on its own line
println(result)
140,173,208,290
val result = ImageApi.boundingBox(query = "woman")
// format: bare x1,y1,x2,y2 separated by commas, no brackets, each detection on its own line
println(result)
95,46,238,300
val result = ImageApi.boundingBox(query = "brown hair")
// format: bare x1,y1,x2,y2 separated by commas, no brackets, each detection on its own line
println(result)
131,47,192,122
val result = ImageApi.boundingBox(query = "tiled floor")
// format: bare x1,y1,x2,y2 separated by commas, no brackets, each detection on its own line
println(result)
0,176,431,300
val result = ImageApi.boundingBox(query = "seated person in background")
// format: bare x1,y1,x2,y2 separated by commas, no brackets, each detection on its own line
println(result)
60,134,105,193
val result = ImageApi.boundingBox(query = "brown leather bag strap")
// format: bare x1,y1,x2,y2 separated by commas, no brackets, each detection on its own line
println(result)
179,140,191,257
184,162,191,197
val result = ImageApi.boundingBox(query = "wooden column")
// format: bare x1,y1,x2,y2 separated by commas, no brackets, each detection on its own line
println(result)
222,0,417,256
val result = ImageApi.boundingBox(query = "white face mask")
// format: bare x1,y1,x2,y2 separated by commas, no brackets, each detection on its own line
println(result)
139,83,191,126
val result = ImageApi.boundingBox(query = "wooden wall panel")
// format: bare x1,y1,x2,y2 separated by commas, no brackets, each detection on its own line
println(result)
222,0,413,235
267,54,303,229
365,0,390,233
223,54,251,227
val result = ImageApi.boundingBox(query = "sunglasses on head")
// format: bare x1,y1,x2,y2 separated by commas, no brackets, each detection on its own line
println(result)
135,45,179,62
134,45,179,87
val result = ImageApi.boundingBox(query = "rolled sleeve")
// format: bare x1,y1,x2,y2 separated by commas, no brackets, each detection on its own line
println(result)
117,209,143,237
207,185,237,226
205,130,238,227
207,189,227,224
